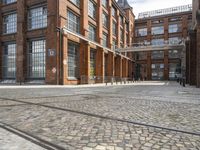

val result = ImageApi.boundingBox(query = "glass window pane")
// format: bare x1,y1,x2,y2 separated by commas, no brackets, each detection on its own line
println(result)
28,39,46,78
2,43,16,79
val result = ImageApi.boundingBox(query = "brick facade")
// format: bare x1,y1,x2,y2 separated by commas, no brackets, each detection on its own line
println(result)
0,0,135,85
135,9,192,81
186,0,200,87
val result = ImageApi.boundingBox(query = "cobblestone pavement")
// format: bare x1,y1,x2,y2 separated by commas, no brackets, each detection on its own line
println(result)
0,128,45,150
0,81,200,149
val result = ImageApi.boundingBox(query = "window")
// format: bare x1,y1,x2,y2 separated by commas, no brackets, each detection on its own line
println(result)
88,0,96,19
169,63,181,80
168,24,182,33
70,0,80,7
120,29,123,41
102,33,108,47
88,24,96,41
27,39,46,79
28,6,47,30
112,39,116,50
112,21,117,36
90,49,96,77
2,43,16,79
2,0,16,4
151,26,164,35
126,22,129,32
169,50,181,58
120,15,123,26
151,39,164,45
151,51,164,59
67,10,80,33
168,37,182,45
3,13,17,34
151,64,164,80
135,52,147,60
135,28,147,36
102,12,108,28
102,0,107,8
112,6,116,17
68,42,79,78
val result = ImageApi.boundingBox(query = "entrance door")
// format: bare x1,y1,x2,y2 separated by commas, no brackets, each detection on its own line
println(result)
151,64,164,80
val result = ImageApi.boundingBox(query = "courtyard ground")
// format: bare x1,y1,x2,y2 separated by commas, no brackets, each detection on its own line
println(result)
0,81,200,150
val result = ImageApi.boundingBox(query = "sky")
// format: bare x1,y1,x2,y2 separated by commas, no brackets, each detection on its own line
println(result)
128,0,192,18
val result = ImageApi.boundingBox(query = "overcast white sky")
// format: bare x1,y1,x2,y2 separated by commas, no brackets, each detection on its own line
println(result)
128,0,192,18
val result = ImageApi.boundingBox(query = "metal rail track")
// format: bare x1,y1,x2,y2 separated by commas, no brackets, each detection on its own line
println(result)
0,122,66,150
0,96,200,137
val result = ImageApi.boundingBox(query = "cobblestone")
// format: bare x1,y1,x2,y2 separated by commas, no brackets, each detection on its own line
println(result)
0,81,199,149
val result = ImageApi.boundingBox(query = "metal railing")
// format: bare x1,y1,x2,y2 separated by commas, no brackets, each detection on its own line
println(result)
138,4,192,19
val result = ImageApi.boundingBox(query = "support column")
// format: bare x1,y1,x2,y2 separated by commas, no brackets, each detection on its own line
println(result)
107,52,114,77
80,42,90,84
164,50,169,80
197,26,200,87
147,52,151,80
96,48,104,83
0,7,2,80
186,41,190,84
115,56,122,78
16,0,26,83
46,0,58,84
189,31,197,85
62,36,68,84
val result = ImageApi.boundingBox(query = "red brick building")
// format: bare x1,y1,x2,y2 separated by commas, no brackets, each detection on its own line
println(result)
186,0,200,88
0,0,135,85
134,5,192,81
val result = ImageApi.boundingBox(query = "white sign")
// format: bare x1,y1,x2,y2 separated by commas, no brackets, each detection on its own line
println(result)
52,67,56,74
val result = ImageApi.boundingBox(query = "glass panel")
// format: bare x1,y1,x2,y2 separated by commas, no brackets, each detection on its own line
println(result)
67,10,80,33
90,49,96,77
28,6,47,30
135,28,147,37
151,64,164,80
151,51,164,59
2,0,17,4
169,63,181,80
88,0,96,19
2,43,16,79
168,24,182,33
68,42,79,78
28,39,46,78
70,0,80,7
3,13,17,34
88,24,96,41
151,26,164,35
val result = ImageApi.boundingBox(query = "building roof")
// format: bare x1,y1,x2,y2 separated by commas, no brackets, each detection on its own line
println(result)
117,0,132,9
138,4,192,19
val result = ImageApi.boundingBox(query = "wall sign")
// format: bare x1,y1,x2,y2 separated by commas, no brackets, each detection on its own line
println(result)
48,49,56,57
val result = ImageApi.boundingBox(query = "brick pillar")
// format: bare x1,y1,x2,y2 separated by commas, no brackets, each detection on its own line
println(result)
189,31,197,85
147,52,151,80
197,27,200,87
107,52,114,77
115,56,122,78
46,0,58,84
62,36,68,84
122,59,125,77
186,41,190,84
80,42,90,84
116,10,120,48
0,9,2,80
108,0,112,48
164,50,169,80
96,48,104,83
16,0,26,83
97,0,102,44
